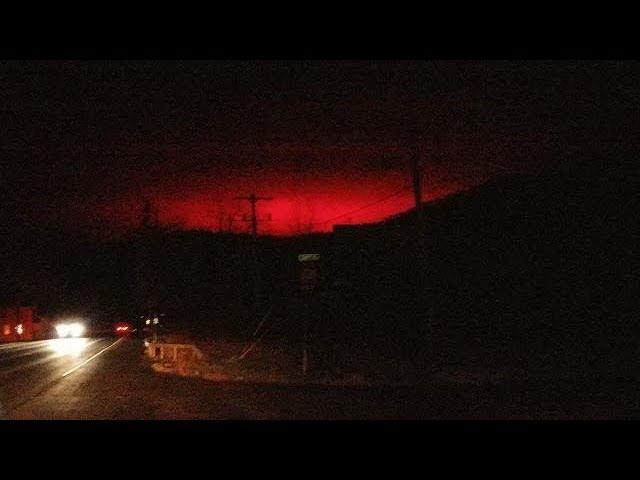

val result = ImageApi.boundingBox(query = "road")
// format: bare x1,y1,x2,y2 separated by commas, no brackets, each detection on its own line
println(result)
1,337,637,419
0,337,479,419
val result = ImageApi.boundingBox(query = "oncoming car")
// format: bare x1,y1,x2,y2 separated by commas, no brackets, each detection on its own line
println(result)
55,321,86,338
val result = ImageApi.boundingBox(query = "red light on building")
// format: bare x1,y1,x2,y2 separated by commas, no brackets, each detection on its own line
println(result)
0,307,36,342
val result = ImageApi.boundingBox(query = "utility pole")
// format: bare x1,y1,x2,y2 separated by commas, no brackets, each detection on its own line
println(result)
234,194,273,318
412,146,425,235
411,145,433,343
140,197,160,230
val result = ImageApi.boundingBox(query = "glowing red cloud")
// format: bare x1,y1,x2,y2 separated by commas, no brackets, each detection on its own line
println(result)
87,169,466,236
69,134,548,237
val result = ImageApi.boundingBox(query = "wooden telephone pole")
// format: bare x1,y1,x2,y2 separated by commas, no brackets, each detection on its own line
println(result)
412,147,425,235
234,194,273,316
411,145,434,337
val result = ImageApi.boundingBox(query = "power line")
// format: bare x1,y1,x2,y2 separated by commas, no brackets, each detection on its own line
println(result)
311,185,412,226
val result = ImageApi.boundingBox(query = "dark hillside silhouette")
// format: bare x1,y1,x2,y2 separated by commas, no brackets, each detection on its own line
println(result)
325,153,637,381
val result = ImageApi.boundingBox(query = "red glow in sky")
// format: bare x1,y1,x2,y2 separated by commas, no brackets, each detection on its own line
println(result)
65,134,547,237
88,169,468,236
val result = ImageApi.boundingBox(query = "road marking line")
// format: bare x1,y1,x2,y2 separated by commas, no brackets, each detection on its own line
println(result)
61,338,124,378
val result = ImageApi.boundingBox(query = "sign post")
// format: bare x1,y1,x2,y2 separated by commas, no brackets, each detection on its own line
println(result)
298,253,320,376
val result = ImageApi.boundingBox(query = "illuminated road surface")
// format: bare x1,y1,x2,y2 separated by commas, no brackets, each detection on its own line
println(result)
1,338,637,419
0,337,480,419
0,338,123,418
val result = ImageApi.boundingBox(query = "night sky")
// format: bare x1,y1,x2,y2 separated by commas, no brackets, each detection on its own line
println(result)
2,60,639,236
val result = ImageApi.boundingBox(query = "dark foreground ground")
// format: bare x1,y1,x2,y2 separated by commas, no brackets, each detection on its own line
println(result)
0,338,637,420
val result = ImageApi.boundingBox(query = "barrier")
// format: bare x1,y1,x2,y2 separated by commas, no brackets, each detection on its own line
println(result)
146,342,206,376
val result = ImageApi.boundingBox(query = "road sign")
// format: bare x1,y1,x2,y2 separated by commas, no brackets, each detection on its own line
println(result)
298,253,320,262
297,254,321,376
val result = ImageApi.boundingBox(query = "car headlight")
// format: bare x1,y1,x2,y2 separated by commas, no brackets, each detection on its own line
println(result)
56,324,70,338
56,322,86,338
69,322,85,338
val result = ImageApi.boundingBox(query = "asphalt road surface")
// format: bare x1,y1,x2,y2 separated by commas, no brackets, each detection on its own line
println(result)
0,337,477,419
1,338,637,419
